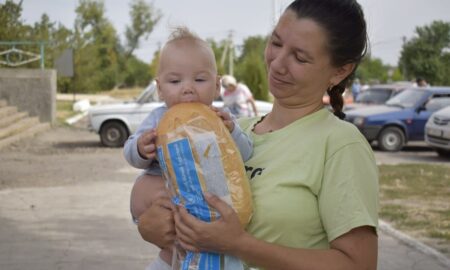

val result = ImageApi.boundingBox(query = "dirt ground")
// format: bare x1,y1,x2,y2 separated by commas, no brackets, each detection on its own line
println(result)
0,120,135,190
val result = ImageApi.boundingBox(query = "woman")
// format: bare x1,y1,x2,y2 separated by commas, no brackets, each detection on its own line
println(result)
221,75,258,117
136,0,378,269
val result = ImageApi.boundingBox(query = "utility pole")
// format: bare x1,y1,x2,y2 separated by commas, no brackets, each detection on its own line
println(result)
219,30,234,76
228,30,234,76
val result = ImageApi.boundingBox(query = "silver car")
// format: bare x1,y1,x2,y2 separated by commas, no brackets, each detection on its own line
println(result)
88,82,273,147
425,105,450,157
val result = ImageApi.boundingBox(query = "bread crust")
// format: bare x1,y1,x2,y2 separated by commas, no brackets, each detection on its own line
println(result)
156,103,252,226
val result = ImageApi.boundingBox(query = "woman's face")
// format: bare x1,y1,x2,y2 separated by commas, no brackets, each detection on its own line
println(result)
265,10,341,107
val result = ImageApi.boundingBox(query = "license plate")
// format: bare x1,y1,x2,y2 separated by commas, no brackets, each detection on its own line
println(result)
427,128,443,137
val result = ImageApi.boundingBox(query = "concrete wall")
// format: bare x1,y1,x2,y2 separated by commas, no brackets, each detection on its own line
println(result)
0,69,56,123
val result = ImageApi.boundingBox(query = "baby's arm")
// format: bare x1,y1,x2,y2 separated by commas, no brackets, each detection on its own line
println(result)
213,107,253,161
123,107,164,168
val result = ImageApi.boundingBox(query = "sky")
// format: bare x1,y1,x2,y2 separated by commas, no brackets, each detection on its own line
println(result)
13,0,450,66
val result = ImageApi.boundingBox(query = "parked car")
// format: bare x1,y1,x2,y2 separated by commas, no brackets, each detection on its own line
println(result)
345,87,450,151
344,83,413,111
88,81,273,147
425,106,450,157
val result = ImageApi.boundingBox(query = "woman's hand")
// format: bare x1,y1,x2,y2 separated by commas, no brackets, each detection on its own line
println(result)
137,191,176,249
174,192,246,255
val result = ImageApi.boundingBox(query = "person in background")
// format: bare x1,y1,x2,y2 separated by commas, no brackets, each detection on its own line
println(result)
351,78,361,101
135,0,379,269
221,75,258,117
416,77,428,87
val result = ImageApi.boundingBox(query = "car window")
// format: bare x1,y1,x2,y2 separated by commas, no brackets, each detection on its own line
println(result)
357,88,392,104
386,89,425,108
136,83,160,103
425,96,450,111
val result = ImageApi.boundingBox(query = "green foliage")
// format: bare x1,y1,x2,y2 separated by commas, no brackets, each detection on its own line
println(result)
0,0,159,93
208,39,227,75
124,0,161,58
0,0,25,40
148,49,160,79
390,67,404,82
399,20,450,85
234,36,269,101
72,0,120,93
355,56,390,84
34,14,73,70
123,56,152,87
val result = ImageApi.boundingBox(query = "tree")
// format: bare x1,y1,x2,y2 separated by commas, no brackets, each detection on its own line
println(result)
148,49,160,79
124,0,161,59
355,56,390,84
208,39,227,75
1,0,162,92
73,0,120,92
234,36,269,101
115,0,160,87
33,14,73,69
399,20,450,85
122,55,151,87
0,0,25,40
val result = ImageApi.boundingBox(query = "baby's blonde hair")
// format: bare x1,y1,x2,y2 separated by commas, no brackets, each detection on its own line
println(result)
166,26,204,44
157,26,217,74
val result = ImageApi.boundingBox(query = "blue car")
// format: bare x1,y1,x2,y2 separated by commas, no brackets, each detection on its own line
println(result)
345,87,450,151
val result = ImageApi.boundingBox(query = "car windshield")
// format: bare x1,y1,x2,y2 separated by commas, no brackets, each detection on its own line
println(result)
136,82,160,103
385,89,426,108
357,88,393,104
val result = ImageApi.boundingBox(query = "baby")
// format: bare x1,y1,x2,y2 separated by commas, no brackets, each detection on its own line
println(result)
123,27,253,270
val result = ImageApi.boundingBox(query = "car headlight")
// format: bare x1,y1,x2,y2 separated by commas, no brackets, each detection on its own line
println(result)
353,117,365,126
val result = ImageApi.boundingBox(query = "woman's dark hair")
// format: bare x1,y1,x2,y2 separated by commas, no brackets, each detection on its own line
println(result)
287,0,368,119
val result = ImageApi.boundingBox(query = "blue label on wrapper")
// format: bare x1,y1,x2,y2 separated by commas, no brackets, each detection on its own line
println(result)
167,138,211,222
166,137,243,270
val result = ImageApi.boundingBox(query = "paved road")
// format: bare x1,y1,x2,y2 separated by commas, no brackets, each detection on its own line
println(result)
0,126,449,270
372,141,450,166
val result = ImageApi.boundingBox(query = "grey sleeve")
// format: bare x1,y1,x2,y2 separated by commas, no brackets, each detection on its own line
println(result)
123,107,165,169
230,119,253,162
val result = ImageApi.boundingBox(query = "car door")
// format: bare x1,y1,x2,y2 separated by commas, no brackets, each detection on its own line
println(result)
410,95,450,140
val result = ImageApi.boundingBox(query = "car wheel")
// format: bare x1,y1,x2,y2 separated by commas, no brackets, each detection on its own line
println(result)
378,127,405,152
436,149,450,158
100,121,128,147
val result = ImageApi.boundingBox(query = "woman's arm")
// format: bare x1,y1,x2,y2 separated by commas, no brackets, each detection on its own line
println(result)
174,193,377,270
131,174,176,249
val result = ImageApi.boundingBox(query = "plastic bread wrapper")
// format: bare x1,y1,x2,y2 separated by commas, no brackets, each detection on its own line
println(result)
156,104,252,270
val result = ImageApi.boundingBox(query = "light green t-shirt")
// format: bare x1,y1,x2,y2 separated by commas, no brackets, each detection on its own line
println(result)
239,108,379,252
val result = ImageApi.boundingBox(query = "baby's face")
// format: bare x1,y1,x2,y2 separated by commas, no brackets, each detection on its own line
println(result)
157,40,220,108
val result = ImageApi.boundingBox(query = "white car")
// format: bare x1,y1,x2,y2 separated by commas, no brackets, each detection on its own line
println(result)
425,106,450,157
88,81,273,147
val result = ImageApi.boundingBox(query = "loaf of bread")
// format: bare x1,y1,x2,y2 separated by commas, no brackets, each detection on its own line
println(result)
156,102,252,226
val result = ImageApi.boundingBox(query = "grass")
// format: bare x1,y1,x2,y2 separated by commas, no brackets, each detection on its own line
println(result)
56,100,78,125
56,87,143,125
378,163,450,255
99,87,143,100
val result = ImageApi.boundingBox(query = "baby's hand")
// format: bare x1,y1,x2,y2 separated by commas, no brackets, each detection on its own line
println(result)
210,106,234,132
137,129,157,160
